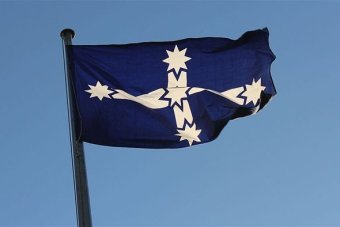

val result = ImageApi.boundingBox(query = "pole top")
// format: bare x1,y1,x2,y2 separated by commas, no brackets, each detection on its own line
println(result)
60,28,75,40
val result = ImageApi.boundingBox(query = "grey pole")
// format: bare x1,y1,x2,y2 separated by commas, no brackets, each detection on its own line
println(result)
60,29,92,227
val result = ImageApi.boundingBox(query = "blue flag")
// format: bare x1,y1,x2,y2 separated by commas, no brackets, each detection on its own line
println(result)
67,28,276,148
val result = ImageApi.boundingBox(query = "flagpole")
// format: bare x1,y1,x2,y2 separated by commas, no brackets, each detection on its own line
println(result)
60,29,92,227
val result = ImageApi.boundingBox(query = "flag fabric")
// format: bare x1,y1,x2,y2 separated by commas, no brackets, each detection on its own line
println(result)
67,28,276,148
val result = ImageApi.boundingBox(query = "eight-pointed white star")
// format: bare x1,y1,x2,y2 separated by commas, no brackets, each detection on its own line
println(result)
164,87,188,107
163,45,191,74
242,78,266,105
176,123,201,146
85,81,113,101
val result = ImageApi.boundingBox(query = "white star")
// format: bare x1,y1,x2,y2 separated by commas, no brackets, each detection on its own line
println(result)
242,78,266,105
85,81,113,101
176,123,201,146
163,45,191,74
164,87,188,106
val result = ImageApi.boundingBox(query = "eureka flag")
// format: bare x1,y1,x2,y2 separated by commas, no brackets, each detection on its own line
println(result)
67,28,276,148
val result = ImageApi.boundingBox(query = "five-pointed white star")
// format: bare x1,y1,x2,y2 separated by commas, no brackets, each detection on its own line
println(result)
163,45,191,74
85,81,113,101
242,78,266,105
164,87,188,106
176,123,201,146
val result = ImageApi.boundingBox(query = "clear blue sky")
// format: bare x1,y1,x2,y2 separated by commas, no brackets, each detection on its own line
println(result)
1,1,340,226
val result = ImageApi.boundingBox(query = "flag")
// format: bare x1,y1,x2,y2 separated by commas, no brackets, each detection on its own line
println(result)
67,28,276,148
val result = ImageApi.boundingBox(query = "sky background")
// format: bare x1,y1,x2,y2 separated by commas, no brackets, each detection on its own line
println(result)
1,1,340,227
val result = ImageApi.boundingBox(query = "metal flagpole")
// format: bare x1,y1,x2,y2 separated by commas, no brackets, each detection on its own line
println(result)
60,29,92,227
